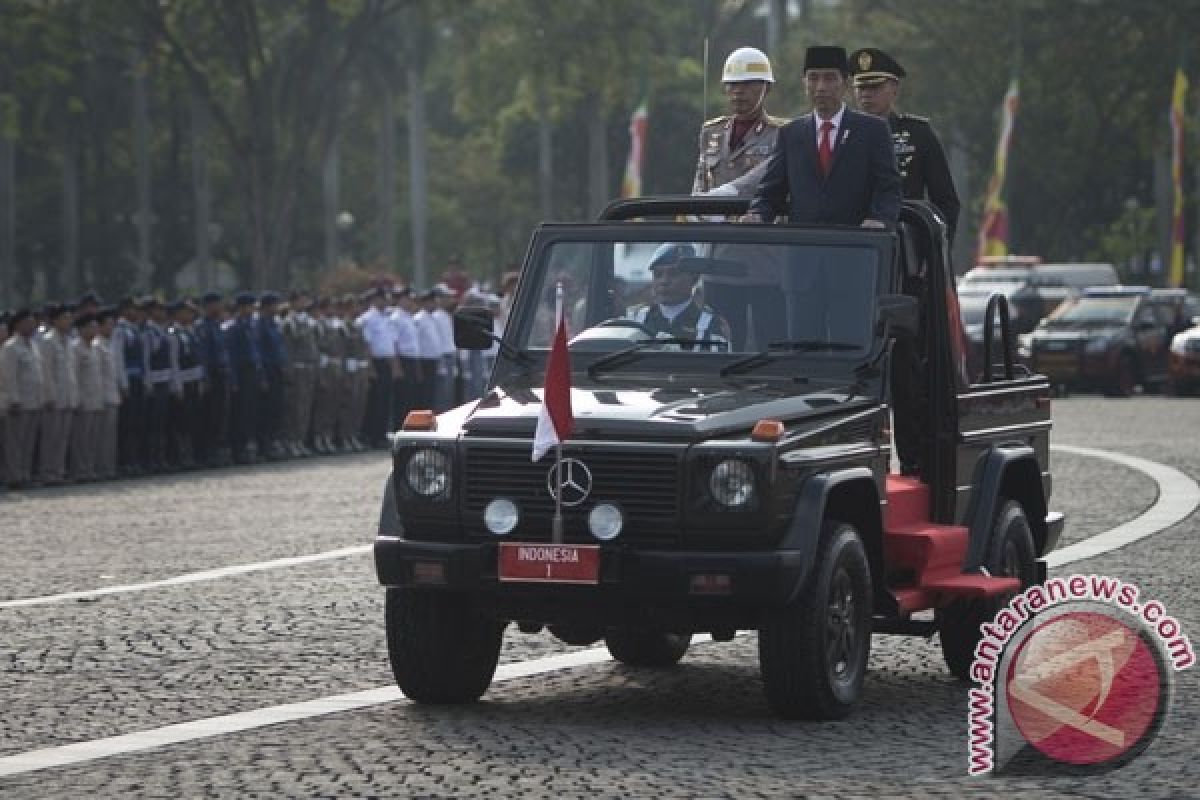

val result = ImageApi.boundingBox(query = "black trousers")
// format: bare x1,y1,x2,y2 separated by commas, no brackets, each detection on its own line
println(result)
145,383,171,468
391,357,421,432
364,358,394,446
416,359,440,411
118,378,146,469
199,371,230,463
168,382,203,466
257,365,285,452
230,367,261,458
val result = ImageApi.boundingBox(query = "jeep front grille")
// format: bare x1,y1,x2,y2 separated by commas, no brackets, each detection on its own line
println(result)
463,443,681,544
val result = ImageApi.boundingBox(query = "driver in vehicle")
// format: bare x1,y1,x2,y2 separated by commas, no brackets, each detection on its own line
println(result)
625,243,731,351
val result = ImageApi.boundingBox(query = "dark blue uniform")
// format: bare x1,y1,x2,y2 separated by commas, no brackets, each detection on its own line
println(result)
225,315,263,462
196,315,233,465
116,317,146,473
255,312,288,459
142,321,174,470
169,323,205,468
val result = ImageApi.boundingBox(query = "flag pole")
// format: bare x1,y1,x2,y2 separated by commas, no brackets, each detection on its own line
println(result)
552,281,564,544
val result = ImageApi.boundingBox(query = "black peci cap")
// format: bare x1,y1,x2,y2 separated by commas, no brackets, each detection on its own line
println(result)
201,290,223,305
804,45,849,74
848,48,906,87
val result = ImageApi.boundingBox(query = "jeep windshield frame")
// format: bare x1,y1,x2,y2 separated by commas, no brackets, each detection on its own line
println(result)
490,223,897,391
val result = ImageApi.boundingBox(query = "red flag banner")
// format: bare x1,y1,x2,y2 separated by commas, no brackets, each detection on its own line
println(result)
532,284,574,461
977,78,1020,263
1170,67,1188,288
621,99,648,199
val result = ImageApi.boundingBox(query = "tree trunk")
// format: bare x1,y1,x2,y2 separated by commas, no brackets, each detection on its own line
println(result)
586,98,610,219
0,130,14,304
406,17,429,288
191,91,213,291
537,78,553,220
377,85,397,271
61,123,80,297
766,0,786,56
132,48,153,289
323,129,341,270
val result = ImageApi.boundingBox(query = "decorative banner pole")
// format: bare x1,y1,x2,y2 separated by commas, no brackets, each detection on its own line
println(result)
532,281,574,543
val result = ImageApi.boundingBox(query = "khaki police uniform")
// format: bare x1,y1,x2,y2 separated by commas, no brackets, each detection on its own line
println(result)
311,313,343,451
338,317,370,449
692,114,786,196
281,310,319,454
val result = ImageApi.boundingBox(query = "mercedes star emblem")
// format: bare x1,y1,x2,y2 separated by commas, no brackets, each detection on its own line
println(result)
546,458,593,507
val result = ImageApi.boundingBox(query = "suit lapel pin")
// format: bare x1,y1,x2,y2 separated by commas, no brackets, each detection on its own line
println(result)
841,128,851,145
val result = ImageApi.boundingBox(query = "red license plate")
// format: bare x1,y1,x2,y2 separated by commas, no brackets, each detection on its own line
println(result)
498,542,600,584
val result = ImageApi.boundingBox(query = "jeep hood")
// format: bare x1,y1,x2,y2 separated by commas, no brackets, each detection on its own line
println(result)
458,382,869,440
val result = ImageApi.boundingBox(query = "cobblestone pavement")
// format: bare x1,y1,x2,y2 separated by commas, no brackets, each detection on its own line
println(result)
0,397,1197,798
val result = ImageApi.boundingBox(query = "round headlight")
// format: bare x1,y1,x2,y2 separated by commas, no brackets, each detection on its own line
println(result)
588,503,624,541
709,460,755,507
484,498,519,535
405,448,450,497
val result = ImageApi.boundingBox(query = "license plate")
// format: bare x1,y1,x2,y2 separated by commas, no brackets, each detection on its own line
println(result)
498,542,600,584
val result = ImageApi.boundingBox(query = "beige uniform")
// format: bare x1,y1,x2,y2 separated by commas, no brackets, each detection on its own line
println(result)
312,316,344,445
69,337,104,481
1,335,45,484
691,114,786,195
37,329,78,482
337,319,370,446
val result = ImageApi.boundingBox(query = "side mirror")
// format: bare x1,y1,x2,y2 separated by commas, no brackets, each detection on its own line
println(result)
878,294,919,338
453,308,495,350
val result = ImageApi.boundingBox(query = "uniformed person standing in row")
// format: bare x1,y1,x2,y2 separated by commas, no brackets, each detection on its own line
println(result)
115,297,147,475
141,297,175,472
1,309,44,488
337,294,369,452
168,300,205,469
225,292,263,464
849,48,960,241
69,313,104,482
38,303,77,485
195,291,233,467
281,290,319,458
256,291,288,460
311,297,343,454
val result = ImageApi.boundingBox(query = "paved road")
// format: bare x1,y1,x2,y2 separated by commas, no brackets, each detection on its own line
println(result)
1,397,1196,798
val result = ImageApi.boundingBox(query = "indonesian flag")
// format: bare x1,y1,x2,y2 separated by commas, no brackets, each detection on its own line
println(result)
620,98,648,198
1169,67,1188,288
976,77,1019,262
532,284,573,461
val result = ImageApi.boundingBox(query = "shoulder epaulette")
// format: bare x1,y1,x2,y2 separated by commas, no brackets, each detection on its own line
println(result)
702,115,730,128
900,112,930,124
764,114,789,127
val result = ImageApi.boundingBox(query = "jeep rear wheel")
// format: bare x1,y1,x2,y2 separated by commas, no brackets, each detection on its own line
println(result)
385,589,504,704
605,629,691,667
758,521,872,720
939,499,1037,681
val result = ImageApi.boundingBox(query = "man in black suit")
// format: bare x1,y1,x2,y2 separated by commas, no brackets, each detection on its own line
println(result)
745,46,901,228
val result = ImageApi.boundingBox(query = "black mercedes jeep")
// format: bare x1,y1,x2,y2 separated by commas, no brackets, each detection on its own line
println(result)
374,197,1064,720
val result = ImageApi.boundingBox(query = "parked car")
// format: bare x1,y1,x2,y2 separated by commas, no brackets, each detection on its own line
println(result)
1168,314,1200,395
1027,286,1195,396
958,261,1120,338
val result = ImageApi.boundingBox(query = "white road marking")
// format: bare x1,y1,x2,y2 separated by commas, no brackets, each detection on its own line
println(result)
0,546,371,610
0,444,1195,777
0,644,642,778
1047,444,1200,568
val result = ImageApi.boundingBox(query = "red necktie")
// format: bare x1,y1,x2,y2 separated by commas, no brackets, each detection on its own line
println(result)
818,119,834,177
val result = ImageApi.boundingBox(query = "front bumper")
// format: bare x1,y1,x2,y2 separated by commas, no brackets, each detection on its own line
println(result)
375,536,806,608
1032,349,1116,387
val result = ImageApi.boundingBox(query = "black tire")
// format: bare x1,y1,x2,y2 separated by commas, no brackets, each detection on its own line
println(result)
604,629,691,667
1105,353,1137,397
939,500,1038,682
385,588,505,704
758,521,873,720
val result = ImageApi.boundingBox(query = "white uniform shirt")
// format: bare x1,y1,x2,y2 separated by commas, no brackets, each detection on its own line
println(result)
96,336,121,407
1,335,46,411
389,308,420,358
431,308,457,357
38,329,78,410
413,310,441,360
356,307,396,359
71,337,105,412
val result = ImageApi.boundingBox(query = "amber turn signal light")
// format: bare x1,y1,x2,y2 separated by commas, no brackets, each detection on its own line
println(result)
751,418,785,442
403,409,437,431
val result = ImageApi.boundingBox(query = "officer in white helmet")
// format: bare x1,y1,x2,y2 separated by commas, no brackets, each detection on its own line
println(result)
692,46,787,197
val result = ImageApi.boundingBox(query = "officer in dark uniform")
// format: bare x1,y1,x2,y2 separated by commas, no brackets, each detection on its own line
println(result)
849,47,960,242
625,244,731,351
115,297,147,475
195,291,233,467
255,291,288,460
849,48,959,477
167,300,204,469
225,292,263,464
141,297,175,472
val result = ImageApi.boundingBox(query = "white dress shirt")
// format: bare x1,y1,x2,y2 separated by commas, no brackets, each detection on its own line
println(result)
431,308,457,357
389,308,420,358
413,310,441,360
357,307,396,359
815,103,847,152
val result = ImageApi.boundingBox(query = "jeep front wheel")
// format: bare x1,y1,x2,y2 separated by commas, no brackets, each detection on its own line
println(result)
605,629,691,667
385,588,505,704
939,499,1037,681
758,521,872,720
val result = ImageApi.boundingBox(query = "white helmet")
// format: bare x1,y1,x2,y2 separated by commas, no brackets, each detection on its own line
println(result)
722,47,774,83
